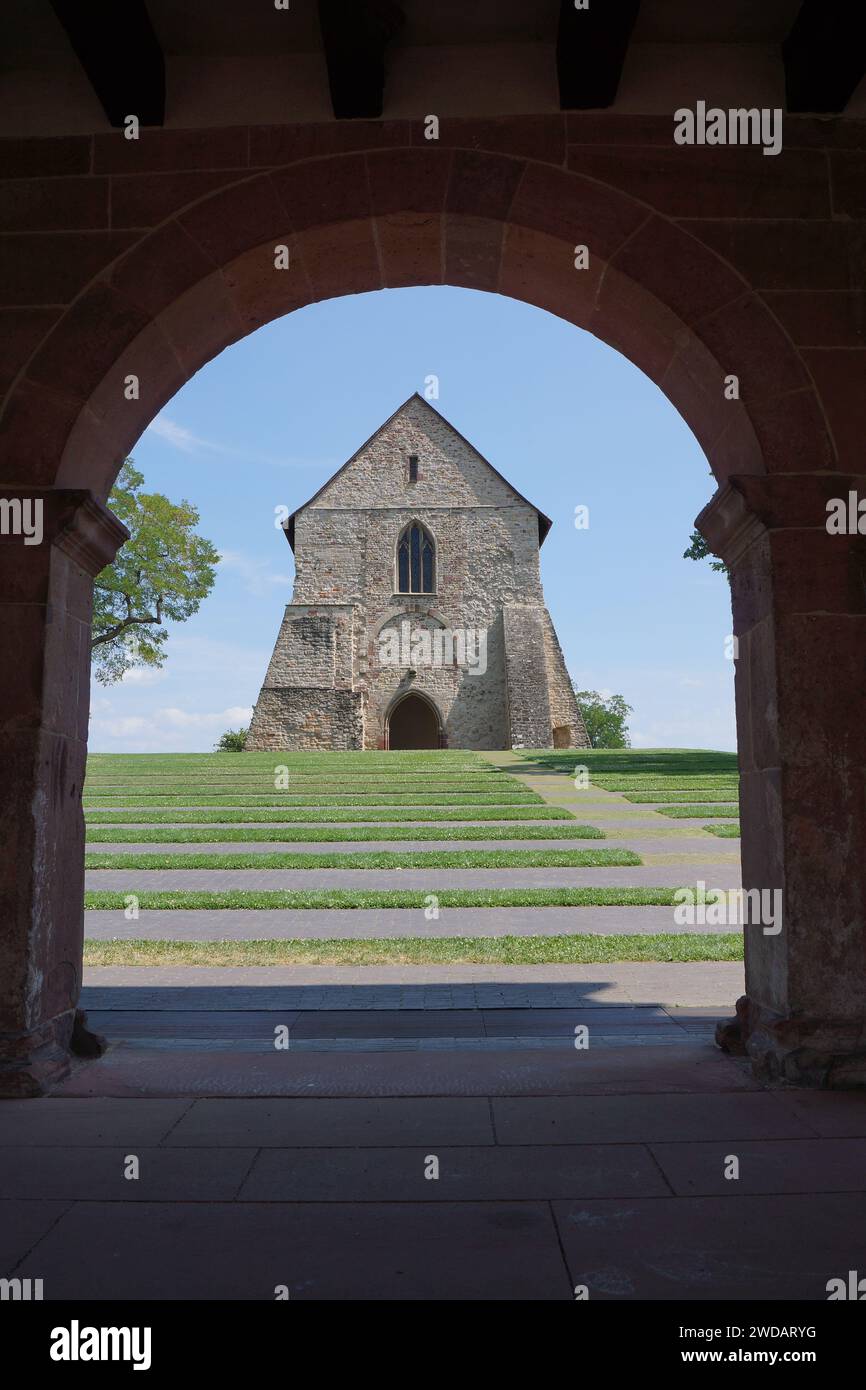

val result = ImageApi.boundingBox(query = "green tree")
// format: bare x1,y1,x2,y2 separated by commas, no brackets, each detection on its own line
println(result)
683,528,727,575
91,460,219,685
215,727,248,752
573,689,633,749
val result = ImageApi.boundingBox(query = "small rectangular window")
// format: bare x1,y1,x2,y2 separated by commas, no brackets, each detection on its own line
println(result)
408,455,419,482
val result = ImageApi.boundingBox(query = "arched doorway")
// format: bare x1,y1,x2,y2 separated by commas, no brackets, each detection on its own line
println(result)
0,133,857,1091
387,692,441,750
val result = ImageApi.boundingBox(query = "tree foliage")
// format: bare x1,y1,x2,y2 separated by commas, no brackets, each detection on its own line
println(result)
92,460,219,685
683,528,727,574
215,727,249,752
574,689,633,749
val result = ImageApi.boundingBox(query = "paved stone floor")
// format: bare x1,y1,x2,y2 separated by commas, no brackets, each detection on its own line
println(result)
1,961,864,1300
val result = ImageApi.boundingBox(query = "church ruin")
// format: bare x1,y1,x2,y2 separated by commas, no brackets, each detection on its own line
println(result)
248,395,589,751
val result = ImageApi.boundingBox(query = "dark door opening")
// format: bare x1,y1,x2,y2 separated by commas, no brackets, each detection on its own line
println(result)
387,693,441,749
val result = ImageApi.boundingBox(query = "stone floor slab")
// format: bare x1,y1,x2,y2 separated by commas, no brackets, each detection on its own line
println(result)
14,1199,571,1300
0,1146,255,1201
164,1096,495,1146
0,1199,71,1272
0,1097,190,1146
239,1143,669,1201
650,1137,866,1195
51,1043,759,1099
552,1193,866,1300
493,1091,816,1145
768,1089,866,1137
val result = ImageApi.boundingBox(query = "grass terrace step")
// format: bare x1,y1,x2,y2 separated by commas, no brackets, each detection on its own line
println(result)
84,848,639,871
590,780,740,791
85,887,680,910
83,800,542,811
622,791,740,803
516,749,739,774
85,823,605,844
83,806,573,824
86,756,494,767
82,776,512,788
704,824,741,837
658,806,742,819
83,934,744,966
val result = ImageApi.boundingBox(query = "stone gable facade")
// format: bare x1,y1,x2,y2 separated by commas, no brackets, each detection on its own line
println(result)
248,395,589,751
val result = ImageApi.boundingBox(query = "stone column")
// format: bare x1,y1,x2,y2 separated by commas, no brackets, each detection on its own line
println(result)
698,476,866,1087
0,490,128,1096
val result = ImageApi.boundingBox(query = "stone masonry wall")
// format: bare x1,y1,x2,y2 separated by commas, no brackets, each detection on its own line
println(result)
249,687,363,751
502,604,553,748
248,602,359,749
541,607,590,748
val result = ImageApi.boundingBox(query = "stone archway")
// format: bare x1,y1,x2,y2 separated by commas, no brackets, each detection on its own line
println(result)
1,124,863,1093
387,692,442,750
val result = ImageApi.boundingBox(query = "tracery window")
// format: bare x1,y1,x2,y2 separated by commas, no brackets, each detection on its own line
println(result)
397,521,434,593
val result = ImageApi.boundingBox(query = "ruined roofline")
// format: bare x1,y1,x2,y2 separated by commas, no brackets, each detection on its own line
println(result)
283,392,553,552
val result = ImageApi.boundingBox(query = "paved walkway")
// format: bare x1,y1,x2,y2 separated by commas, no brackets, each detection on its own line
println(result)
81,960,746,1005
83,864,739,891
83,904,735,938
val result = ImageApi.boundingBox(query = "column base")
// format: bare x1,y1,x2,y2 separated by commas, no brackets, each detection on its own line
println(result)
716,994,866,1088
0,1014,75,1098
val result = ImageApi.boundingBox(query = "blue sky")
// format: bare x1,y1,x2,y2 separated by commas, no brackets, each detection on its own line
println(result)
89,285,735,753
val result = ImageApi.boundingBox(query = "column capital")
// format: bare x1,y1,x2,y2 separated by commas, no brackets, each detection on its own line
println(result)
696,474,866,567
0,488,128,576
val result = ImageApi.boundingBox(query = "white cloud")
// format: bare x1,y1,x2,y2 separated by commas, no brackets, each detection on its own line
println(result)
158,705,253,730
218,548,292,596
90,705,254,753
92,715,154,738
161,634,271,679
146,416,209,453
120,666,167,686
145,413,328,471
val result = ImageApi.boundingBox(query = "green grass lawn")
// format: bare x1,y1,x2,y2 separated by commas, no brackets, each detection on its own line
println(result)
83,934,744,967
82,783,511,795
622,791,739,803
84,805,575,823
82,792,541,807
84,848,640,870
86,753,488,770
84,823,606,844
704,824,741,837
85,886,681,909
658,805,742,819
516,748,738,776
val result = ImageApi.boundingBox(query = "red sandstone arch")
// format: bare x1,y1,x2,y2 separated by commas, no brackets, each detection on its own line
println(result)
0,145,833,500
2,128,863,1094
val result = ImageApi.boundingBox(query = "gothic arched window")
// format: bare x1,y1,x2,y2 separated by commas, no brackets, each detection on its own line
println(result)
397,521,435,593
